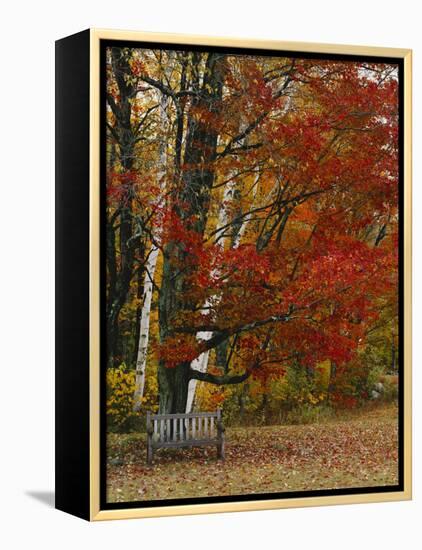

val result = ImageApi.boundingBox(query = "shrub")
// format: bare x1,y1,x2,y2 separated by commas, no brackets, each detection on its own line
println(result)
328,358,372,409
380,374,399,402
106,363,160,432
106,364,137,431
277,362,328,410
285,403,334,425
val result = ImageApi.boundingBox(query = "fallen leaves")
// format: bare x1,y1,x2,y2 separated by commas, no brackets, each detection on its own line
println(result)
106,404,398,503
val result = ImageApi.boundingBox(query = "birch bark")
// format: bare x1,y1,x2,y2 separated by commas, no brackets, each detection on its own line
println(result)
185,172,260,412
132,89,168,412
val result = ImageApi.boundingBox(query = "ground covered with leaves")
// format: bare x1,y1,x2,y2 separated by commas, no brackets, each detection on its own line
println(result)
106,404,398,503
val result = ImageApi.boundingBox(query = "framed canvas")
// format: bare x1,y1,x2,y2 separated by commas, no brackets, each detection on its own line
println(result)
55,29,412,521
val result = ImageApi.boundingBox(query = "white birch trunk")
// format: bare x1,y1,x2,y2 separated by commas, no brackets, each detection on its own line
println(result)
186,102,289,412
185,173,259,413
232,172,259,248
132,89,168,412
132,246,160,411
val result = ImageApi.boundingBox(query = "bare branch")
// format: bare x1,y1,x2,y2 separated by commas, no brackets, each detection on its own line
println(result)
189,369,250,385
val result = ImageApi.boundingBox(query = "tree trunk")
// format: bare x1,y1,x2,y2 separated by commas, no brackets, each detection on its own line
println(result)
239,383,249,422
158,53,226,414
186,171,260,412
158,361,191,414
132,87,169,411
328,361,337,396
185,178,235,412
106,47,139,368
132,245,159,411
106,207,136,367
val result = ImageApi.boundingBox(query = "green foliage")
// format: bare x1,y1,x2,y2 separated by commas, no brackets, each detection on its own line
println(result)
284,403,334,425
194,352,401,428
277,362,328,409
328,335,398,409
380,375,399,402
107,352,399,431
366,363,385,392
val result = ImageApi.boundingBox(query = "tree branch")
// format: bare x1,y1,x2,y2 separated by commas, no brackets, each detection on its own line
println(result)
140,76,182,117
106,92,120,120
217,65,295,158
106,122,120,144
189,369,250,385
134,104,159,134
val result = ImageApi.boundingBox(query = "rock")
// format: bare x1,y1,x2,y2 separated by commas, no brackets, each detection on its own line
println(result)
371,390,380,400
374,382,384,393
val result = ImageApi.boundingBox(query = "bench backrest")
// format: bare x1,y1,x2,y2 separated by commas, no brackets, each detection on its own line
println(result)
147,410,222,444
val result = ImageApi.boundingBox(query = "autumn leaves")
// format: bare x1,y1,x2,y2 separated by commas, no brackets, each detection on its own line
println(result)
105,48,399,416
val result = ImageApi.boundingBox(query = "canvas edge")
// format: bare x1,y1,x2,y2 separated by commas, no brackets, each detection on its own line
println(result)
88,29,412,521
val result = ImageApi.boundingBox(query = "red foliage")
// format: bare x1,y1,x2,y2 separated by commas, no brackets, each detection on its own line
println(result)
107,54,399,385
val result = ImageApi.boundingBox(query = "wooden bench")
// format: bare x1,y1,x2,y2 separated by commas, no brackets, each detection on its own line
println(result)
146,409,225,465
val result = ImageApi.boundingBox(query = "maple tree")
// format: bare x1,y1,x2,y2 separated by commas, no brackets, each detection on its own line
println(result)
105,47,399,416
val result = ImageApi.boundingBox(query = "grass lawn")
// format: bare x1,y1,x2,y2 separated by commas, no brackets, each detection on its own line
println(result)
106,403,399,503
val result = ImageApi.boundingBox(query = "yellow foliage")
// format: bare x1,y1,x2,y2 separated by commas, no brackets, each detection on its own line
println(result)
268,363,328,408
315,359,331,390
106,364,159,428
106,364,136,426
195,381,229,410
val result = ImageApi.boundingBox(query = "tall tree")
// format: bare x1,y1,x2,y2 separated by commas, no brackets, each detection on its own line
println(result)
105,49,399,415
132,54,174,411
106,47,141,367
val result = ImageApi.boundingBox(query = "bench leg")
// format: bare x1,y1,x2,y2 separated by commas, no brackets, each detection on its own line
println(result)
147,439,153,466
217,439,225,460
146,411,154,465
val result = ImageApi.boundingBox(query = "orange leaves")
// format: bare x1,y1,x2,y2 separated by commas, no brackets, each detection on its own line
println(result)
186,103,224,134
291,202,319,226
105,47,399,397
158,335,200,368
129,58,147,78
